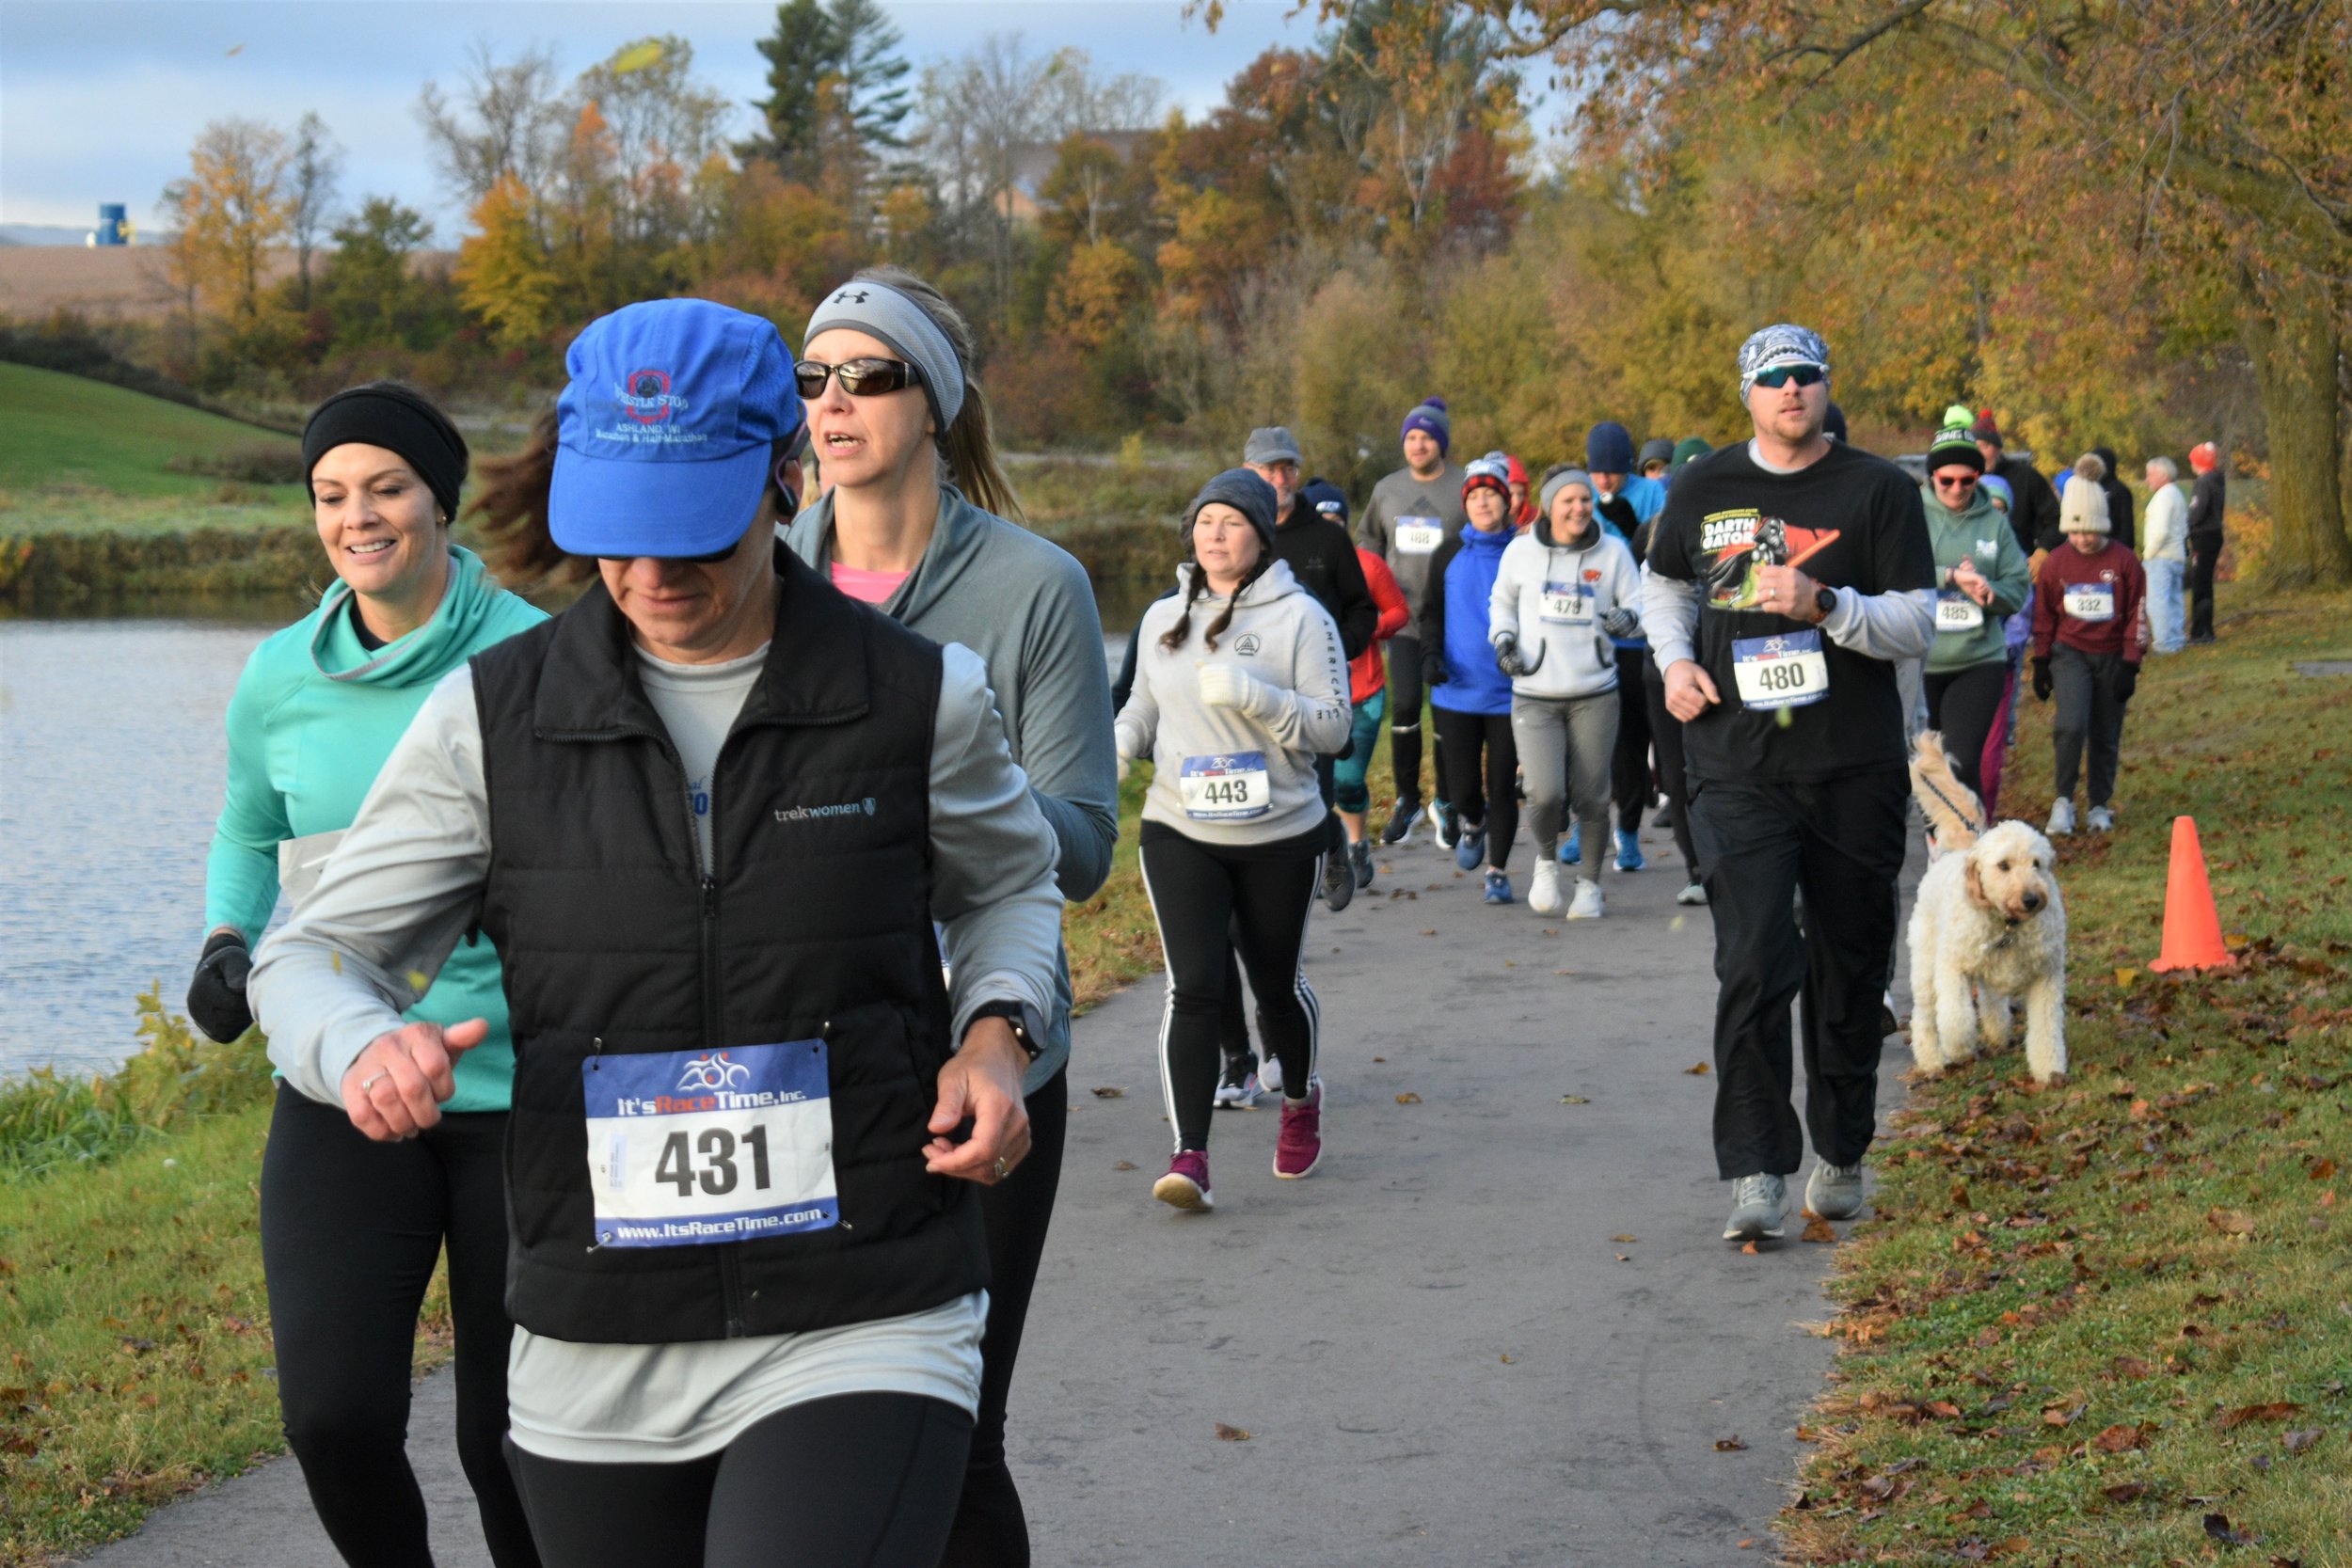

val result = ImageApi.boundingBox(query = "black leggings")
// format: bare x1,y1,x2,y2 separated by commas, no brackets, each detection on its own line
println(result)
259,1083,540,1568
940,1071,1068,1568
1140,823,1322,1152
1386,632,1441,806
505,1393,972,1568
1433,705,1518,870
2188,530,2221,639
1642,659,1700,879
1923,661,2010,801
1610,646,1652,832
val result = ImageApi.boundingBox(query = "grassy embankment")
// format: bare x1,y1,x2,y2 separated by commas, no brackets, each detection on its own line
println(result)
1782,584,2352,1565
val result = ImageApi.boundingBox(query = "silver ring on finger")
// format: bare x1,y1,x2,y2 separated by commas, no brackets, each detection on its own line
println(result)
361,1071,389,1092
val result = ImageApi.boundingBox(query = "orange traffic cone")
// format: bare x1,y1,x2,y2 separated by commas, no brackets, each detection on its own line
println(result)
2149,816,2234,972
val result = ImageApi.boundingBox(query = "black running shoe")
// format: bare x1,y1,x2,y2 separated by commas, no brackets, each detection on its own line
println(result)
1322,847,1355,911
1379,798,1423,847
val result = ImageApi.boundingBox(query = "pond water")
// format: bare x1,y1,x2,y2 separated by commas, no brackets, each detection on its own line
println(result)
0,579,1160,1082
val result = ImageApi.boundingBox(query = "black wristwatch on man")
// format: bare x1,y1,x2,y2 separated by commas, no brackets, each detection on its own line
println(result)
1810,584,1837,624
966,999,1047,1063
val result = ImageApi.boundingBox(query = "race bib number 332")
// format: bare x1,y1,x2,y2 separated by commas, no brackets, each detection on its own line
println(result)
583,1040,839,1248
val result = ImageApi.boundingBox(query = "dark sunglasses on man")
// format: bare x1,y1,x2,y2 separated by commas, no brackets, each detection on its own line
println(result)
1751,364,1825,389
795,356,924,400
1932,472,1979,491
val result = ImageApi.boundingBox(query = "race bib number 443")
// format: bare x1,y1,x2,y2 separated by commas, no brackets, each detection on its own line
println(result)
1732,629,1830,710
583,1040,839,1248
1180,752,1272,821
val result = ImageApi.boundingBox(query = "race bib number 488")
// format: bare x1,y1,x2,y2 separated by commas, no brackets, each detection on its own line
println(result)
1393,517,1444,554
583,1040,839,1248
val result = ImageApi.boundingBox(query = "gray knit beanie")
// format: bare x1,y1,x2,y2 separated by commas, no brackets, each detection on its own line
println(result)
1185,467,1279,550
1539,467,1595,517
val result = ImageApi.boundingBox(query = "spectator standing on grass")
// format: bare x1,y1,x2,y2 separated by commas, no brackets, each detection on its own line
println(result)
2140,456,2188,656
2185,440,2226,644
190,381,548,1568
2032,454,2148,837
1972,412,2062,556
1359,397,1468,847
1644,323,1936,1244
2090,445,2137,554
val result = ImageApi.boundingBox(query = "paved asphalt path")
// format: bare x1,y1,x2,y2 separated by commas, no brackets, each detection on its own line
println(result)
78,811,1916,1567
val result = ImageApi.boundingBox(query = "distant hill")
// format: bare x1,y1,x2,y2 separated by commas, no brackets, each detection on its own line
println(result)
0,363,300,501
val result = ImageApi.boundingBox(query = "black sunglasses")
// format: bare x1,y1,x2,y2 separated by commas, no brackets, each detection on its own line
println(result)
1932,472,1979,489
795,356,922,400
1752,365,1825,389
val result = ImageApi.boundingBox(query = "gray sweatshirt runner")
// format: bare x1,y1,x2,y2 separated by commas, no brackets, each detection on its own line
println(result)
1488,518,1642,701
786,485,1118,1096
1358,461,1469,623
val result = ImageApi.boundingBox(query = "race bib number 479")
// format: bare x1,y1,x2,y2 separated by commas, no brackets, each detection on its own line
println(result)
583,1040,840,1248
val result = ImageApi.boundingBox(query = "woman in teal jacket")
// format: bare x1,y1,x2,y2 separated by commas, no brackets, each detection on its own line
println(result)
187,383,545,1568
1918,423,2031,807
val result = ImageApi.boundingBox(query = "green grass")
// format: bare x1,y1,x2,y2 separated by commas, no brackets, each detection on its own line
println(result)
0,364,305,533
1783,584,2352,1566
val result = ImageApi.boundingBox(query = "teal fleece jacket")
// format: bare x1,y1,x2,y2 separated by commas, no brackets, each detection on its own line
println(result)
204,546,545,1110
1920,485,2031,675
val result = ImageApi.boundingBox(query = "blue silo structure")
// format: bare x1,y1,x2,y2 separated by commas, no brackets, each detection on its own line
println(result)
96,204,129,245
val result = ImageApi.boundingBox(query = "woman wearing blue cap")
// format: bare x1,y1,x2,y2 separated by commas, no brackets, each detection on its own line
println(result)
783,266,1118,1568
188,381,547,1568
250,297,1065,1568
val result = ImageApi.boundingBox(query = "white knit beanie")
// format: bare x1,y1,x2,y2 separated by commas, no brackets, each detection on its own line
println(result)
2059,453,2110,533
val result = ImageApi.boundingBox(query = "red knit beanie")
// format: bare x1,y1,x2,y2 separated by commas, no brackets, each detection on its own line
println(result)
2188,441,2219,473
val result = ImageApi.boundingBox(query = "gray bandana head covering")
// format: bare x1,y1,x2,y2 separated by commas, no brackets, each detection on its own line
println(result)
805,278,966,429
1538,467,1594,517
1737,323,1830,398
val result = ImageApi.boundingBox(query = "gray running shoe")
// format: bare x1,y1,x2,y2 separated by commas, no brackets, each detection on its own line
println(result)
1321,845,1355,911
1806,1161,1866,1221
1723,1174,1787,1242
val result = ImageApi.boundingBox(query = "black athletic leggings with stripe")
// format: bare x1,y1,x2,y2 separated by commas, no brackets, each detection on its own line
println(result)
1139,820,1323,1152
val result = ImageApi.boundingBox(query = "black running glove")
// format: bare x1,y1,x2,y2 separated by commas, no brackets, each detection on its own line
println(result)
1600,607,1641,641
1423,649,1450,687
1493,631,1532,679
2112,661,2139,703
2031,657,2053,703
187,929,254,1043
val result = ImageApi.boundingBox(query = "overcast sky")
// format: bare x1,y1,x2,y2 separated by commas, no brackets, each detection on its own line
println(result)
0,0,1344,236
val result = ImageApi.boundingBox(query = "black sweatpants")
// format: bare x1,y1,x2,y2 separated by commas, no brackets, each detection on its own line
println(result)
1687,768,1910,1180
1139,822,1322,1152
1641,660,1699,879
2051,643,2129,807
941,1070,1068,1568
2188,530,2222,639
1610,646,1652,833
259,1083,540,1568
1433,705,1518,871
505,1393,972,1568
1386,632,1442,807
1923,660,2010,801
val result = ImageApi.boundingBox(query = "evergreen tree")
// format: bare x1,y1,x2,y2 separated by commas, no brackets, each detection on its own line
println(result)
741,0,910,179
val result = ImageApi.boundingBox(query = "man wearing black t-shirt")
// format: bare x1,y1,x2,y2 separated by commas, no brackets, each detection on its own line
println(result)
1644,324,1937,1243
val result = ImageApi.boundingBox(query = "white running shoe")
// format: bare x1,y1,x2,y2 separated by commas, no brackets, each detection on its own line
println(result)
2086,805,2114,833
1677,880,1708,906
1527,858,1565,915
2046,797,2075,836
1724,1174,1787,1242
1258,1053,1284,1098
1566,879,1604,920
1212,1057,1262,1110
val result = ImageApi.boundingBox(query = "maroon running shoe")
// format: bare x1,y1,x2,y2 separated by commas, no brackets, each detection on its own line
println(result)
1153,1149,1213,1211
1274,1079,1324,1179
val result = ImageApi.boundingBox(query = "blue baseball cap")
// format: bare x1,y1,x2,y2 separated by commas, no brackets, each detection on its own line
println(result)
550,299,804,558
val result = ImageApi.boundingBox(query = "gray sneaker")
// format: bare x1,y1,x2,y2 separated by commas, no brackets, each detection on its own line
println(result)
1724,1174,1787,1242
1805,1161,1866,1220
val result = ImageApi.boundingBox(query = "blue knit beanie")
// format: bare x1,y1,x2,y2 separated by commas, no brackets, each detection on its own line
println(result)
1185,467,1279,550
1401,397,1451,456
1585,421,1636,475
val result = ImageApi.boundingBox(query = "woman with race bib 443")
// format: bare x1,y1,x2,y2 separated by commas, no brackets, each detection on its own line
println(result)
1115,468,1350,1212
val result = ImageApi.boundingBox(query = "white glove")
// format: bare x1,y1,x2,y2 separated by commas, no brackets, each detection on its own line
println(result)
1116,755,1132,785
1198,662,1273,716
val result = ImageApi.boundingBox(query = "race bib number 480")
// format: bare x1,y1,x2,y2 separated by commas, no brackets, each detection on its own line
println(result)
583,1040,839,1248
1179,752,1272,821
1731,629,1830,711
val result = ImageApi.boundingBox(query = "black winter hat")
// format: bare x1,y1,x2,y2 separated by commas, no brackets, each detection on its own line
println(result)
1185,467,1279,551
302,381,470,523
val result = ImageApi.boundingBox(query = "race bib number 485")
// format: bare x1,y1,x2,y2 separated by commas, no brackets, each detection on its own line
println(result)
1731,629,1830,711
583,1040,839,1248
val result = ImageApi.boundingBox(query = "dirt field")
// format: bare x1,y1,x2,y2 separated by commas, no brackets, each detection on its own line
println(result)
0,245,213,322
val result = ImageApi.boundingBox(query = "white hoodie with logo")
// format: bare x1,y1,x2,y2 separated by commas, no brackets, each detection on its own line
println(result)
1486,518,1642,701
1114,559,1350,847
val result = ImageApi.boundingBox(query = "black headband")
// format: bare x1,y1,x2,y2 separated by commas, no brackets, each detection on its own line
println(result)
302,383,469,522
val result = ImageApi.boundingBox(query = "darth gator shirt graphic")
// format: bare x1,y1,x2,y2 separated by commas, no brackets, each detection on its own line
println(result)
1647,441,1935,782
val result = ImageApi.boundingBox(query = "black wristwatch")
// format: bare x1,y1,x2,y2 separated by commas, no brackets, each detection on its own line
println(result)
1812,585,1838,622
967,1000,1047,1063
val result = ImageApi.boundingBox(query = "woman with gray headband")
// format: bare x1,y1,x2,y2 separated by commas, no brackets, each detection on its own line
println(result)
784,267,1119,1568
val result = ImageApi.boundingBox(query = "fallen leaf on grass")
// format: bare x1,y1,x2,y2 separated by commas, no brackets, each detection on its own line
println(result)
2204,1512,2253,1546
1801,1216,1837,1243
2090,1422,2146,1452
1214,1422,1250,1442
1394,1092,1422,1104
2282,1427,2324,1452
2206,1208,2257,1236
1090,1086,1124,1099
2114,966,2138,987
1560,1094,1589,1103
1684,1061,1710,1075
1714,1435,1747,1451
2309,1157,2337,1180
2109,1354,2153,1379
1112,1161,1136,1171
2101,1481,2150,1503
2217,1402,2300,1429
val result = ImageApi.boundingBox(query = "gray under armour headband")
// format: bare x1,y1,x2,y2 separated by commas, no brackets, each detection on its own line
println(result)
804,280,966,429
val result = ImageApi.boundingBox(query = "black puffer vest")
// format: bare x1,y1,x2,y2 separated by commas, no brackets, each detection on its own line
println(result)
469,546,984,1343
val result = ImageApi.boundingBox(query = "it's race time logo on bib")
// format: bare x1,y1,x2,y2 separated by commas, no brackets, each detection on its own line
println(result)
1695,511,1841,610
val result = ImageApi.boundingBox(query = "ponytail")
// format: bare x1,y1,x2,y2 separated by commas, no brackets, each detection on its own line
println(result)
469,409,590,591
849,264,1027,523
1158,555,1269,655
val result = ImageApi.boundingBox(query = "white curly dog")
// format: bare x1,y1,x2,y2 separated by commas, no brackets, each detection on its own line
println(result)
1905,733,2069,1083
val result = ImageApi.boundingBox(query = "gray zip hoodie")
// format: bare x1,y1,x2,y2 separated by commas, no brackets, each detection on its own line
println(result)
785,484,1118,1095
1488,515,1641,701
1114,560,1350,847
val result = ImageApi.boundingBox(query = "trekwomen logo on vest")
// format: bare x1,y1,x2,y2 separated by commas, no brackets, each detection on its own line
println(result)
773,797,879,823
616,369,688,424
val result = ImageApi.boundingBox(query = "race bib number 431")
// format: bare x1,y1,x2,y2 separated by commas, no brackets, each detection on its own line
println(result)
1731,629,1830,711
583,1040,839,1248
